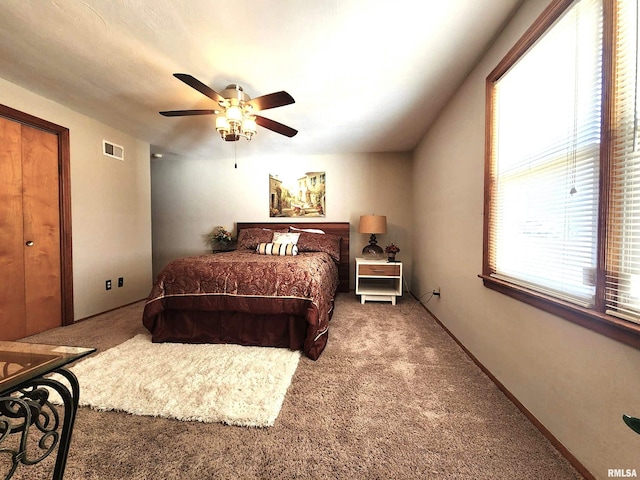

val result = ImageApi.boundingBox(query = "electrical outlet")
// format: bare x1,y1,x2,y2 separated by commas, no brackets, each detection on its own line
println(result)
433,287,441,297
106,280,112,290
118,277,124,288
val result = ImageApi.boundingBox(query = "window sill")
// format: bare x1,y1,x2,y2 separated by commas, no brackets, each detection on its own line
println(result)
479,274,640,350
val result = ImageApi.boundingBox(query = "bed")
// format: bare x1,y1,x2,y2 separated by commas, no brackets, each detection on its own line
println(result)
142,222,350,360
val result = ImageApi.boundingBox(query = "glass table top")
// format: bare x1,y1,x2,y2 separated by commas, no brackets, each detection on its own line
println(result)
0,341,95,394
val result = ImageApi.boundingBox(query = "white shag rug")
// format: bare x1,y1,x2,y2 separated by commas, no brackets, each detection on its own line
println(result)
50,334,301,427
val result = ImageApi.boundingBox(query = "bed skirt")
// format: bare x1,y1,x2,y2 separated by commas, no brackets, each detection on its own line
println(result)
143,295,334,360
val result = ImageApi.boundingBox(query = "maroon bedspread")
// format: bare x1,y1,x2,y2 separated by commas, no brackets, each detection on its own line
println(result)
142,250,339,359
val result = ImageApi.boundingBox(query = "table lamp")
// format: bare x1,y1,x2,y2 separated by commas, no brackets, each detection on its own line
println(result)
358,215,387,258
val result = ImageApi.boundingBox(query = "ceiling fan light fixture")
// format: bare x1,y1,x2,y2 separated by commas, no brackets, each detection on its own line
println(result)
215,105,259,141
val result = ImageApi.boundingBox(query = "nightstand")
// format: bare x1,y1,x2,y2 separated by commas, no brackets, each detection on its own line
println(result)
211,242,237,254
355,257,403,305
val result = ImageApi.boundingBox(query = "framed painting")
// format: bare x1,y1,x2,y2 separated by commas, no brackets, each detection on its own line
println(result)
269,172,325,217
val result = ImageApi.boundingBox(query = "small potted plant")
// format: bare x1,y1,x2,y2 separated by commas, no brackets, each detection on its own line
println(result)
207,226,235,252
385,243,400,262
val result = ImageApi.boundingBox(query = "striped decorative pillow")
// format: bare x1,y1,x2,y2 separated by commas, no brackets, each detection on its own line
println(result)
256,242,299,256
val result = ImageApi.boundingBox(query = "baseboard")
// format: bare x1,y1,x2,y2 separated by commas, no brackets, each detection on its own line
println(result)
413,294,594,480
73,299,146,323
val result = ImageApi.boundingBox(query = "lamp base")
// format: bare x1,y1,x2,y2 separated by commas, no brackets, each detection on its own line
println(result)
362,244,384,259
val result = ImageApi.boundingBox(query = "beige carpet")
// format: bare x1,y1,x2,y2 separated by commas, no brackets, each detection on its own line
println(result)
49,334,300,427
10,294,585,479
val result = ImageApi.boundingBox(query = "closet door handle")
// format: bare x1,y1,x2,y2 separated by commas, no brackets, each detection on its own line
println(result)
26,241,34,247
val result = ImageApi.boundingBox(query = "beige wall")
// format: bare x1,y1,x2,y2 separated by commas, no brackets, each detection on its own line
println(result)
0,78,153,320
412,0,640,477
151,151,413,290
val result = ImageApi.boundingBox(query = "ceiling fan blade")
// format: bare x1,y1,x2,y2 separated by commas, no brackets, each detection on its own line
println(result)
247,91,295,111
173,73,225,104
159,109,219,117
255,115,298,137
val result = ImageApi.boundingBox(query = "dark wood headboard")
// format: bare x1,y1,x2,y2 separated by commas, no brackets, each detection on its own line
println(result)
236,222,350,293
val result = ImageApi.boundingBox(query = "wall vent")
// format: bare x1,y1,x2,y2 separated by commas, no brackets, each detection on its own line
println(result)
103,140,124,160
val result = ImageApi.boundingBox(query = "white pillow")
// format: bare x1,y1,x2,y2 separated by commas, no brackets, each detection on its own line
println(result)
272,231,300,244
290,226,325,234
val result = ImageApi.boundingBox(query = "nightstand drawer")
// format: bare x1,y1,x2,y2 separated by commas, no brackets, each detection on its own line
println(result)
358,264,400,277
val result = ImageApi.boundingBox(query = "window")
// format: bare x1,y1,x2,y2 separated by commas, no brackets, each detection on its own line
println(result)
483,0,640,348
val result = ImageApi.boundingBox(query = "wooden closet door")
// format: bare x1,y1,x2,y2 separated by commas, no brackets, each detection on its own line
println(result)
22,124,61,336
0,117,27,340
0,118,61,340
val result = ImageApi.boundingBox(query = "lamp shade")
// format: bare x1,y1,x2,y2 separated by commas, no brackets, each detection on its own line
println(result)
216,115,229,133
358,215,387,234
226,105,242,124
242,116,257,136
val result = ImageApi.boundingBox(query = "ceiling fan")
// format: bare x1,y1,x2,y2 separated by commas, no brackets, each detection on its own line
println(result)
160,73,297,142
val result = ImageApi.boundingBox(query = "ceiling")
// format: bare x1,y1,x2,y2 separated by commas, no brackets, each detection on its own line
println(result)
0,0,522,159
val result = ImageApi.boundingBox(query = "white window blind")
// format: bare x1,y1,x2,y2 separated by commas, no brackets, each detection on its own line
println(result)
488,0,603,306
605,0,640,323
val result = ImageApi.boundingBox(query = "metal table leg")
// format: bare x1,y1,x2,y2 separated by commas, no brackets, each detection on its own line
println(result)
0,367,80,480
